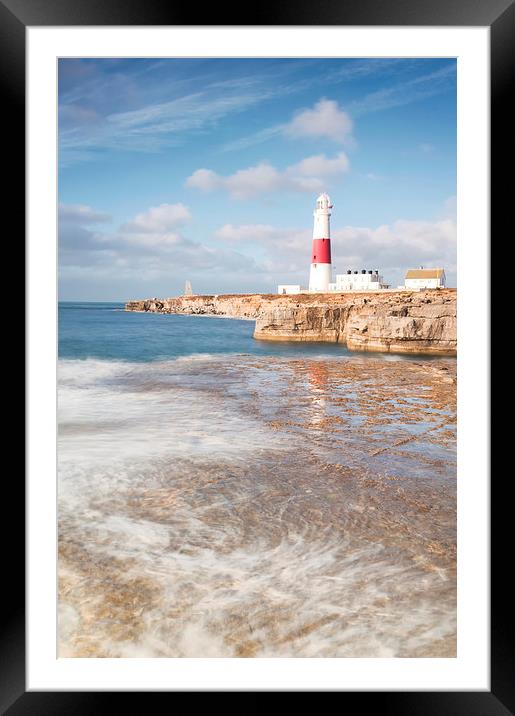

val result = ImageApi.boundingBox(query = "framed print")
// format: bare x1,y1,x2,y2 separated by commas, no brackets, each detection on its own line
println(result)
3,0,506,710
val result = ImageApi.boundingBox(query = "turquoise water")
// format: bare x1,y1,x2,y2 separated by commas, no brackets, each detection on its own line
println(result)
58,302,442,362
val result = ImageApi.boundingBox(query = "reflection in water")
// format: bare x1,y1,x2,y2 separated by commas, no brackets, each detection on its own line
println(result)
307,361,329,426
58,355,456,658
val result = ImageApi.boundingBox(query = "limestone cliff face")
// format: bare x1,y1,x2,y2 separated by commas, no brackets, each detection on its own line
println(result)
254,292,456,354
344,298,456,354
125,289,456,355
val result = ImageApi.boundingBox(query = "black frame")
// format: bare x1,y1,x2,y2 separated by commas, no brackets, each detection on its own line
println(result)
4,0,504,710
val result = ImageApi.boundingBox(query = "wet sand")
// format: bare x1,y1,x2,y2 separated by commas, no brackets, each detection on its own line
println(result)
58,356,456,657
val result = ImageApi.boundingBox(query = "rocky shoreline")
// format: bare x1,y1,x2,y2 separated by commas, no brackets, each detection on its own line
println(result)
125,289,457,355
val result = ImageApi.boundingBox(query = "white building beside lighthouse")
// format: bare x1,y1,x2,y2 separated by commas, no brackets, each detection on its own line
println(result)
404,267,446,289
329,269,388,291
309,193,333,292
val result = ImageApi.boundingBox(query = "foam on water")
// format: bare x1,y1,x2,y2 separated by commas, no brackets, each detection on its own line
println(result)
59,357,284,463
58,355,456,658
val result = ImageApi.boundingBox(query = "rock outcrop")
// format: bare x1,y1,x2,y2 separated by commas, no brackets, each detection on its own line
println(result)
125,294,264,319
125,289,456,355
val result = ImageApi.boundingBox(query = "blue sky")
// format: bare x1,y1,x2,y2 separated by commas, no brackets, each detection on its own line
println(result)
58,58,456,301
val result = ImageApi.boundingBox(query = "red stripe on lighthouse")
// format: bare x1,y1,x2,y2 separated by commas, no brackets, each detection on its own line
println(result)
311,238,331,264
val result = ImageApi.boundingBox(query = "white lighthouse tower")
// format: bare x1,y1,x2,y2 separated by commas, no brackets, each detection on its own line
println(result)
309,193,333,292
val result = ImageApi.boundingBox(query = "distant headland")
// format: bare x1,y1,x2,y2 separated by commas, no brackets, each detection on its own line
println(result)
125,288,457,356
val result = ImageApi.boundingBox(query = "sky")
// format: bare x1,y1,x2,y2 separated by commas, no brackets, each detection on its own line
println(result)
58,58,457,301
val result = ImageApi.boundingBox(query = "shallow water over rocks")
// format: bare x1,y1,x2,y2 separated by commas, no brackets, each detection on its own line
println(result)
58,354,456,658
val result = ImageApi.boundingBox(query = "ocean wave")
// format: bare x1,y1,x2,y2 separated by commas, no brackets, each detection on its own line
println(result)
58,354,457,657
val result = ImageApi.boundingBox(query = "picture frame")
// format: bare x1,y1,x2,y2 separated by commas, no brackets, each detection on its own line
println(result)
4,0,503,709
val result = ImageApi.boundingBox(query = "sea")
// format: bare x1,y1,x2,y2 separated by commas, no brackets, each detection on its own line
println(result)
58,301,448,362
58,301,457,658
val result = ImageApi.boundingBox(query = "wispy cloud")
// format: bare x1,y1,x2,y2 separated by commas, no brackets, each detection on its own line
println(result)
222,63,455,153
222,125,285,153
186,152,350,200
59,59,455,165
60,89,279,159
348,65,456,117
59,60,325,164
222,99,354,153
324,58,412,83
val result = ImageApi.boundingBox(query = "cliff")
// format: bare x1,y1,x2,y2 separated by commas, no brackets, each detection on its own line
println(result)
125,289,456,355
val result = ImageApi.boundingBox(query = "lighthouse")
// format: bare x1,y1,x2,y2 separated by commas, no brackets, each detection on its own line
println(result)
309,193,333,292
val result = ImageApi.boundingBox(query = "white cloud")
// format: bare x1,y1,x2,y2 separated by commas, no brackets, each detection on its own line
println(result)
184,168,222,193
213,200,456,287
186,152,350,200
331,218,456,274
58,203,111,225
120,203,191,233
285,99,353,144
289,152,350,177
59,195,457,299
187,164,286,199
59,202,262,291
224,164,284,199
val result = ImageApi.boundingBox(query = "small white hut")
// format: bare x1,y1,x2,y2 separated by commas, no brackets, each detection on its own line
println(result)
404,268,446,289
